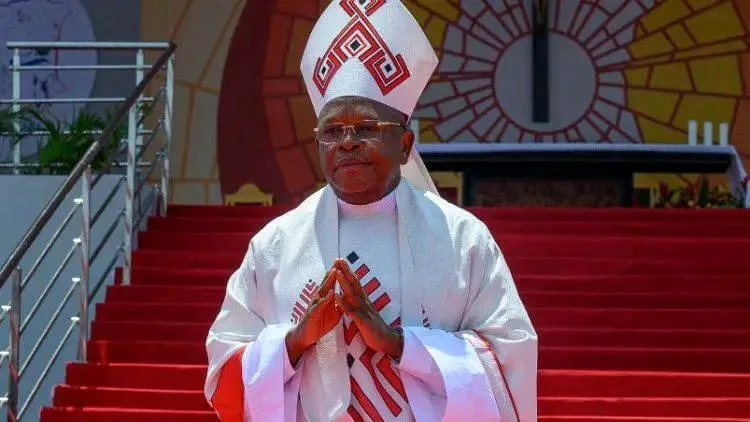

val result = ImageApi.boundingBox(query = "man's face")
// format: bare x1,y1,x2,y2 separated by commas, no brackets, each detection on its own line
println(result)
316,96,413,203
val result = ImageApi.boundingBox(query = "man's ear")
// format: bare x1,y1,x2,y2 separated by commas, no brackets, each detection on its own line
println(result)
400,129,414,165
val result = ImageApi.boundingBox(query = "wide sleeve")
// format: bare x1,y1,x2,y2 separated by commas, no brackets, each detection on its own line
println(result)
398,221,538,422
204,240,303,422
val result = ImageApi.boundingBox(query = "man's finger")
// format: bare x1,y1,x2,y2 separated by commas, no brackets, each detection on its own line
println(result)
336,268,359,299
319,269,338,297
335,259,364,296
334,294,355,317
312,289,334,311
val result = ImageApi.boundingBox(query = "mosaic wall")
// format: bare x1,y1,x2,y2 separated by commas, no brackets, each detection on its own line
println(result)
141,0,750,204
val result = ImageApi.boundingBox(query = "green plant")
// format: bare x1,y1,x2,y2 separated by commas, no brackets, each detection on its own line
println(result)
0,105,36,146
654,175,743,209
22,107,126,175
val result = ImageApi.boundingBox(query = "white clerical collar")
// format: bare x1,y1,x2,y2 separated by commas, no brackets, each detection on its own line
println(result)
337,188,397,218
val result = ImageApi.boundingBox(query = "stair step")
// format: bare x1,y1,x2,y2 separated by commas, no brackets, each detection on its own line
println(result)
148,216,750,238
147,216,268,233
538,370,750,397
85,340,750,372
52,385,211,411
88,341,206,365
468,206,750,224
538,417,750,421
65,362,206,390
520,291,750,309
130,267,234,286
532,307,750,330
516,275,750,295
95,303,219,323
541,347,750,373
105,285,225,304
538,328,750,349
137,231,750,260
538,397,750,418
40,407,217,422
167,204,291,219
133,250,242,269
167,204,750,224
507,256,750,276
91,321,211,342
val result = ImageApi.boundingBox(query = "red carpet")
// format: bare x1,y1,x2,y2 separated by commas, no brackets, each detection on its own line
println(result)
40,205,750,420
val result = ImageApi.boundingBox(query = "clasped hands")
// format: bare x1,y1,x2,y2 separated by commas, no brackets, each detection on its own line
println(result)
285,258,403,366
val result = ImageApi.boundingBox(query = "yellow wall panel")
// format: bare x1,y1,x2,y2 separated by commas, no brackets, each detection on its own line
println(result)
665,24,695,50
672,94,736,131
625,67,650,86
674,39,747,60
629,32,675,59
637,117,687,143
689,56,743,95
641,0,691,33
684,2,744,44
649,62,693,90
424,16,448,46
403,2,430,26
415,0,460,21
627,88,680,123
685,0,723,12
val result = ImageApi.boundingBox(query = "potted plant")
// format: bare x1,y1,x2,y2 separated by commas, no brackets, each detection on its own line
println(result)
654,176,743,208
18,107,126,175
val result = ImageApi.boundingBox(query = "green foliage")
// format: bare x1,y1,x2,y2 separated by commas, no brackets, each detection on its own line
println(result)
0,106,36,145
0,105,126,175
654,175,743,209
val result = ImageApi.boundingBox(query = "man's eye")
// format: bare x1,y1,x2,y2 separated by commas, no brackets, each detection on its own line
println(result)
323,126,343,135
356,123,379,133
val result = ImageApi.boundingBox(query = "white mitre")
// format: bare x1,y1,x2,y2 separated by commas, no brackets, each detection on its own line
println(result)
300,0,439,194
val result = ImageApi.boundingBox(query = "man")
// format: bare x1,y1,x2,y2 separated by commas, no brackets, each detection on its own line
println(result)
204,1,537,421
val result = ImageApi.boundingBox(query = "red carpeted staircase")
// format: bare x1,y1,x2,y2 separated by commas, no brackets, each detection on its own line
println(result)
40,205,750,421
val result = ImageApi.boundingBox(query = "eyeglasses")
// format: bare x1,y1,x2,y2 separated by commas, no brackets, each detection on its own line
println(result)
313,120,405,146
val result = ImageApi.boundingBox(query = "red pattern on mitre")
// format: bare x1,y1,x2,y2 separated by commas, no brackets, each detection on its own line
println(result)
300,0,438,119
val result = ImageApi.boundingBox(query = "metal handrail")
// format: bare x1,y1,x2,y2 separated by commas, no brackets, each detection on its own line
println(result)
0,40,175,419
6,41,171,49
0,41,175,288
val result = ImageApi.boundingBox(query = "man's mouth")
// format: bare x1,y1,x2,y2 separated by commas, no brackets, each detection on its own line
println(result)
335,158,370,169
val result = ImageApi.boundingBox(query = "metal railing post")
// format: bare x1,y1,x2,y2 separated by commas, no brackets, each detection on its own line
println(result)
124,105,136,284
135,49,145,148
7,267,21,422
135,49,145,220
78,166,91,360
161,54,174,216
11,48,21,175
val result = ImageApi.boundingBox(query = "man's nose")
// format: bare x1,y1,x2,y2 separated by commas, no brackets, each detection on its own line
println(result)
338,134,363,151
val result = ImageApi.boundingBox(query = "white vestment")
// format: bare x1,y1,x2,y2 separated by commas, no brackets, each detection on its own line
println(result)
205,179,538,421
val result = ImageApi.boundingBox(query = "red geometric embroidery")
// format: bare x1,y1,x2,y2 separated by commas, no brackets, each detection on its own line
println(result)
313,0,410,96
372,292,390,311
389,317,401,328
376,354,407,401
343,290,392,345
422,306,431,328
355,264,370,279
361,347,402,417
363,277,379,295
350,375,384,422
347,405,365,422
291,279,318,324
344,320,360,345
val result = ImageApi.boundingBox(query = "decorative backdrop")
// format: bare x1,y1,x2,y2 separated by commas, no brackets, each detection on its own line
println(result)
141,0,750,204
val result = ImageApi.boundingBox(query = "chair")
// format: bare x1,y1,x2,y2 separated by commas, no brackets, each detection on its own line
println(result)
224,183,274,206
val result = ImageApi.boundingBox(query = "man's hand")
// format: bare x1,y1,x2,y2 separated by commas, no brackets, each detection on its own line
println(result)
286,269,342,365
333,258,403,359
